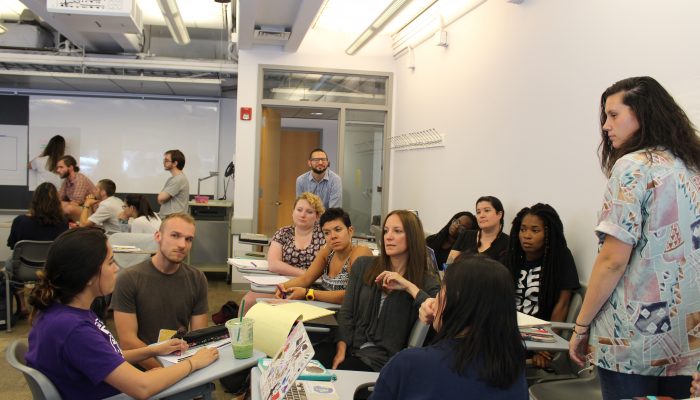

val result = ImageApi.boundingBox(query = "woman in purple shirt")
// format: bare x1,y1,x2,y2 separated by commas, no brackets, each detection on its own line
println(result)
25,228,218,400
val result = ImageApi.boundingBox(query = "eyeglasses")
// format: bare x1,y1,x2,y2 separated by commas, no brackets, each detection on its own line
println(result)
309,157,328,163
163,158,172,163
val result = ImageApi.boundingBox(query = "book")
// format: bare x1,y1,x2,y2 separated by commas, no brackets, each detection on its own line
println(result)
258,358,336,381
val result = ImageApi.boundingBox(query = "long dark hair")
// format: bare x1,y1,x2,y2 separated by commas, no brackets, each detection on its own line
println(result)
599,76,700,176
475,196,505,249
364,210,430,287
125,194,158,221
28,228,108,324
426,211,477,250
506,203,573,320
30,183,65,226
433,255,525,388
40,135,65,172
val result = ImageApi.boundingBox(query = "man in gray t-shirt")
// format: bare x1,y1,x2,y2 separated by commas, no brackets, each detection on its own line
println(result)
158,149,189,216
112,213,208,369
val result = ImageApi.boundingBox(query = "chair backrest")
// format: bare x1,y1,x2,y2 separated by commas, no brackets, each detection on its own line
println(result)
11,241,53,282
407,319,430,348
6,339,63,400
108,232,158,268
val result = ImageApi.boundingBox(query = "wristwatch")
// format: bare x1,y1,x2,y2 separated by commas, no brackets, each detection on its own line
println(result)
305,288,315,301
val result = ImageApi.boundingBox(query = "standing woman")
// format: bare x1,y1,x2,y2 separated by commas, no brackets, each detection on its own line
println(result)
426,211,477,268
447,196,509,265
120,194,162,234
25,228,218,400
29,135,65,188
315,210,441,372
507,203,579,369
569,77,700,399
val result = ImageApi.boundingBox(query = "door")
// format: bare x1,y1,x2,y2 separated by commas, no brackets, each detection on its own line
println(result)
277,130,321,227
257,107,281,236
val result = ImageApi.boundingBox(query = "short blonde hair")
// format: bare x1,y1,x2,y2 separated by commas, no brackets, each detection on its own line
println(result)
295,192,325,216
160,212,195,232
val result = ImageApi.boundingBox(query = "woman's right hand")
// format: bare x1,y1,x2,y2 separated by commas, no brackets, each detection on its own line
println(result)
332,342,347,369
189,347,219,370
419,297,437,325
691,372,700,397
274,283,287,299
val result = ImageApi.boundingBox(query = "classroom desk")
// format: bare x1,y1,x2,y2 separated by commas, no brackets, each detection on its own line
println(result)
105,347,265,400
523,327,569,353
250,367,379,400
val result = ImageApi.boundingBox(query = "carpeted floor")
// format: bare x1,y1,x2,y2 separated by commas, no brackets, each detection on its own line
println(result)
0,272,246,400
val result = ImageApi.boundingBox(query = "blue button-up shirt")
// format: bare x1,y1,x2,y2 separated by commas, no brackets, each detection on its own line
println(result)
295,169,342,209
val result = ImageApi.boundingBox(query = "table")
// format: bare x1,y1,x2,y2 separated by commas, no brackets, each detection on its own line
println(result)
106,347,265,400
250,367,379,400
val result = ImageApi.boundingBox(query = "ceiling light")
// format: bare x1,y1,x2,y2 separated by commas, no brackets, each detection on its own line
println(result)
346,0,412,55
310,112,324,116
156,0,190,45
0,23,6,35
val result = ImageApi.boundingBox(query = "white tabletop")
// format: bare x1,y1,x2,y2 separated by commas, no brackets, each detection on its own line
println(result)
250,367,379,400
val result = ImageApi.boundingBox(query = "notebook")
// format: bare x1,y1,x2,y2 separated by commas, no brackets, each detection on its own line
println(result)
259,322,339,400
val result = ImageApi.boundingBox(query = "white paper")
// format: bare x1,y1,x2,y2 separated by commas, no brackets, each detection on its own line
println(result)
228,258,269,271
159,337,231,364
243,275,292,286
517,312,550,327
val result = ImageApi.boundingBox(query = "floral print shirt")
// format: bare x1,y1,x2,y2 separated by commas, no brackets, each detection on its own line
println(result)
271,224,325,270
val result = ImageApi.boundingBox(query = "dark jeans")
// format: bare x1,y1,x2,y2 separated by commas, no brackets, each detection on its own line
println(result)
598,367,691,400
313,342,374,372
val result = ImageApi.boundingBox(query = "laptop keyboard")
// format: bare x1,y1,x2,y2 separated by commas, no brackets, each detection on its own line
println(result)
284,382,307,400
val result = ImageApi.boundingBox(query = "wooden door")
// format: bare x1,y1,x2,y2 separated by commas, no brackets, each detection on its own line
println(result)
277,130,321,227
257,108,281,236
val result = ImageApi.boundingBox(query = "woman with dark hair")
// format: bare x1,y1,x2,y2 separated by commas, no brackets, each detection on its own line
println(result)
507,203,579,368
25,228,218,400
314,210,441,372
275,208,373,304
447,196,509,265
374,255,527,399
7,182,68,249
121,194,162,234
29,135,65,188
570,77,700,399
425,211,477,268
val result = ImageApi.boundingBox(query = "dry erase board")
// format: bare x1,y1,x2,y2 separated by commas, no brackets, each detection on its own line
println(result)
28,96,220,195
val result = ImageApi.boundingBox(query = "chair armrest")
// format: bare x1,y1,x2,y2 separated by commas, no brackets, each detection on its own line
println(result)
549,322,575,331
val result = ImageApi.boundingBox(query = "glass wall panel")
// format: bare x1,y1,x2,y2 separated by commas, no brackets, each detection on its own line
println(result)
263,70,387,106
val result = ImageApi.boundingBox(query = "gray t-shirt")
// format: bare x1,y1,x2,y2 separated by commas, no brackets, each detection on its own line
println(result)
111,259,208,344
159,173,189,216
88,196,124,234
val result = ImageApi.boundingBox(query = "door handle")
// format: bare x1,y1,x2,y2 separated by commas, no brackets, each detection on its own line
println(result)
274,201,281,206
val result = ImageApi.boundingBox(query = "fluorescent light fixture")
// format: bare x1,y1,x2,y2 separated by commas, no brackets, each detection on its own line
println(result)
346,0,412,55
156,0,190,45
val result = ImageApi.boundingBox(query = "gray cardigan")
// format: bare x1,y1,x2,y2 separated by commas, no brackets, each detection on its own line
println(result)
336,256,441,371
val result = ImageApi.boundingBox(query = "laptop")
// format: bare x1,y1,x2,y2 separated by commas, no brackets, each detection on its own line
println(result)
260,322,339,400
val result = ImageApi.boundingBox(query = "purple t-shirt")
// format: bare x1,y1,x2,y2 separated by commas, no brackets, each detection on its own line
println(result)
25,303,125,399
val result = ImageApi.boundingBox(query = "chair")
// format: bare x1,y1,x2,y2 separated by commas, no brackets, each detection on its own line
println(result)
108,232,157,269
3,240,53,332
407,318,431,348
6,339,63,400
529,366,601,400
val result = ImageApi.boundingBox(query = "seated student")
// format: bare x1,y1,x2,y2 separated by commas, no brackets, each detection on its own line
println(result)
447,196,509,265
506,203,580,369
240,192,326,314
79,179,124,234
314,210,441,372
275,208,373,304
120,194,162,234
25,228,218,400
377,255,527,399
425,211,477,268
7,182,68,249
112,213,209,370
7,182,69,317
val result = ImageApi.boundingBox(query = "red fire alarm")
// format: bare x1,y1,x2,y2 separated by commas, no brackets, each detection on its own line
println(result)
240,107,252,121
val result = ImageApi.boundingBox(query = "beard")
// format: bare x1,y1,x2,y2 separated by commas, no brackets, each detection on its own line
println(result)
59,171,69,179
312,165,327,174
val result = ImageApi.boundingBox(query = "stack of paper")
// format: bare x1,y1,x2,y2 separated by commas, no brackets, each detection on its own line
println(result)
229,258,269,272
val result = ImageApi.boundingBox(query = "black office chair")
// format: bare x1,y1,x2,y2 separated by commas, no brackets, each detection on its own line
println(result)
3,240,52,332
6,339,63,400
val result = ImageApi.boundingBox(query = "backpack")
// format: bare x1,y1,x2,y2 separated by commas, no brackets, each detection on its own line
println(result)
211,300,239,325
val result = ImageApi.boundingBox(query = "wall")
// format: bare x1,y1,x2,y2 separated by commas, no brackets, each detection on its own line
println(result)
233,30,396,230
218,98,237,200
389,0,700,281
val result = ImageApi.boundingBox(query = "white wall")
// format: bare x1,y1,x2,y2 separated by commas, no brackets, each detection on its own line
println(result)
389,0,700,282
218,98,237,200
233,30,396,228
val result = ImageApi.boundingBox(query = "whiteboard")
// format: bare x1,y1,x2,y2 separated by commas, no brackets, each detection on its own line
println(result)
29,96,220,195
0,125,28,186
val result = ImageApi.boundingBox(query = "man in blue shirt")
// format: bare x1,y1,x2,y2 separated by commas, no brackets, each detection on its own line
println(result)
295,148,342,208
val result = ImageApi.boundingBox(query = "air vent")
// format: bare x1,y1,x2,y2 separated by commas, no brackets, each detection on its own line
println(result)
253,25,290,42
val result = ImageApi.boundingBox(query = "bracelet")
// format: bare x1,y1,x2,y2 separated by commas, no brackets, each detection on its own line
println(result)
575,331,590,340
575,322,590,328
185,359,193,375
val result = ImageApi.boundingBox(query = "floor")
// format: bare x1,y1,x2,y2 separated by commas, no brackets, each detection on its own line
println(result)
0,272,246,400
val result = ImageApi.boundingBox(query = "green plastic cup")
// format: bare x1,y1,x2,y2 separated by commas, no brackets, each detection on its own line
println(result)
225,318,254,359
